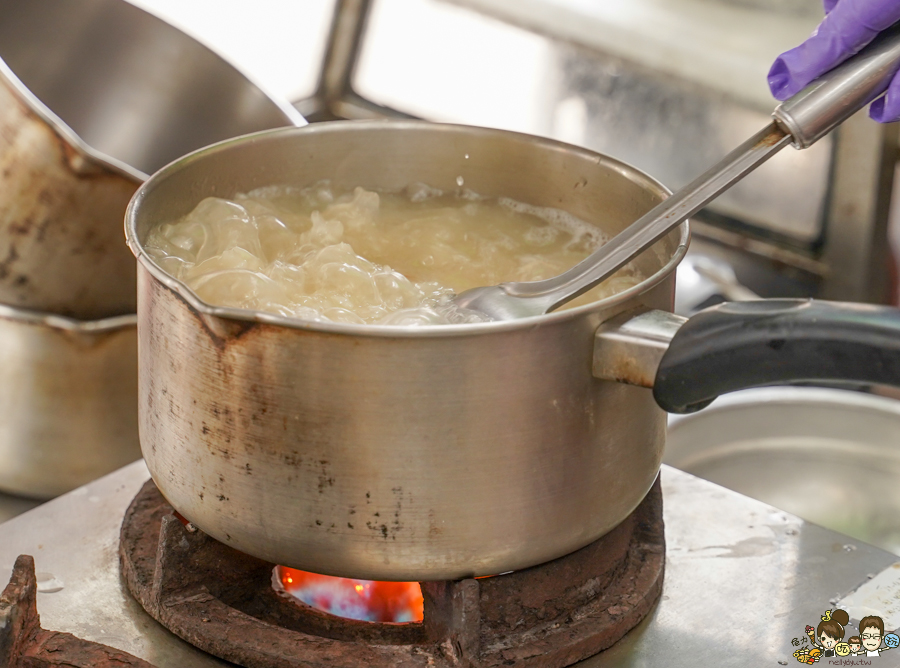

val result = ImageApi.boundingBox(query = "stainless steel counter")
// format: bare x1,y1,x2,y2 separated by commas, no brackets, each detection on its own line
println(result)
2,460,898,667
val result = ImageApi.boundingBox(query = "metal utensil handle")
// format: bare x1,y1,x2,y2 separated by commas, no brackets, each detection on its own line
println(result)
500,24,900,313
774,23,900,148
500,123,791,310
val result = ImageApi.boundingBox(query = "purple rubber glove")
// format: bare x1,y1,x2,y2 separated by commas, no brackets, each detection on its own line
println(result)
768,0,900,122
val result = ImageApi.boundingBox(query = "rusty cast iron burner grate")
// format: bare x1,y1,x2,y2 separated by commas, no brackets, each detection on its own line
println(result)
119,479,665,668
0,554,154,667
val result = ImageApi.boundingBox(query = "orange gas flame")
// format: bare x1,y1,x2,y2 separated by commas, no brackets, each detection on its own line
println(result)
277,566,424,623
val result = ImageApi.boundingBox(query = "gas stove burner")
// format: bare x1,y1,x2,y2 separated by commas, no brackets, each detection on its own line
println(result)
119,479,665,668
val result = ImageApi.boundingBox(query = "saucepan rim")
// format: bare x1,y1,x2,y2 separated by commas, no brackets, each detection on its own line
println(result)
0,302,137,333
0,0,305,183
0,57,145,183
126,120,690,339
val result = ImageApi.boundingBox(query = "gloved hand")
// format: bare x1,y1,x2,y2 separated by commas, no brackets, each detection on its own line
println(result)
768,0,900,122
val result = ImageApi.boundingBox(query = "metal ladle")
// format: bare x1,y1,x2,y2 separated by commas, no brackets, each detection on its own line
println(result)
454,26,900,321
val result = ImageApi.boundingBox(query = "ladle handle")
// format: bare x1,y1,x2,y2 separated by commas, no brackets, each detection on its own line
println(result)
500,124,792,313
774,22,900,148
653,300,900,414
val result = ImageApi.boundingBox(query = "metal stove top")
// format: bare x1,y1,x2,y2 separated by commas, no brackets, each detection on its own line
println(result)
2,461,898,667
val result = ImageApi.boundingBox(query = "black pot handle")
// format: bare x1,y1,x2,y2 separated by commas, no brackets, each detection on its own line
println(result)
653,299,900,414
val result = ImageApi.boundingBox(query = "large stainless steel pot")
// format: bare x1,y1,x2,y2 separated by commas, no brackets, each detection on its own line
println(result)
127,121,900,581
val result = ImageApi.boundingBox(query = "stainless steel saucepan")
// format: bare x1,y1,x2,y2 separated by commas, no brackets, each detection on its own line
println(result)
0,0,304,498
0,0,305,317
127,121,900,581
0,307,138,499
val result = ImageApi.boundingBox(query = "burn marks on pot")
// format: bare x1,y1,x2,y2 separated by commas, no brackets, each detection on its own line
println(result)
365,520,390,539
160,386,186,424
302,487,411,541
361,486,407,541
181,294,259,351
0,244,18,280
6,217,33,236
215,448,234,461
200,402,236,453
282,451,303,467
317,460,335,494
0,82,139,317
428,510,443,538
199,397,283,463
248,400,268,427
